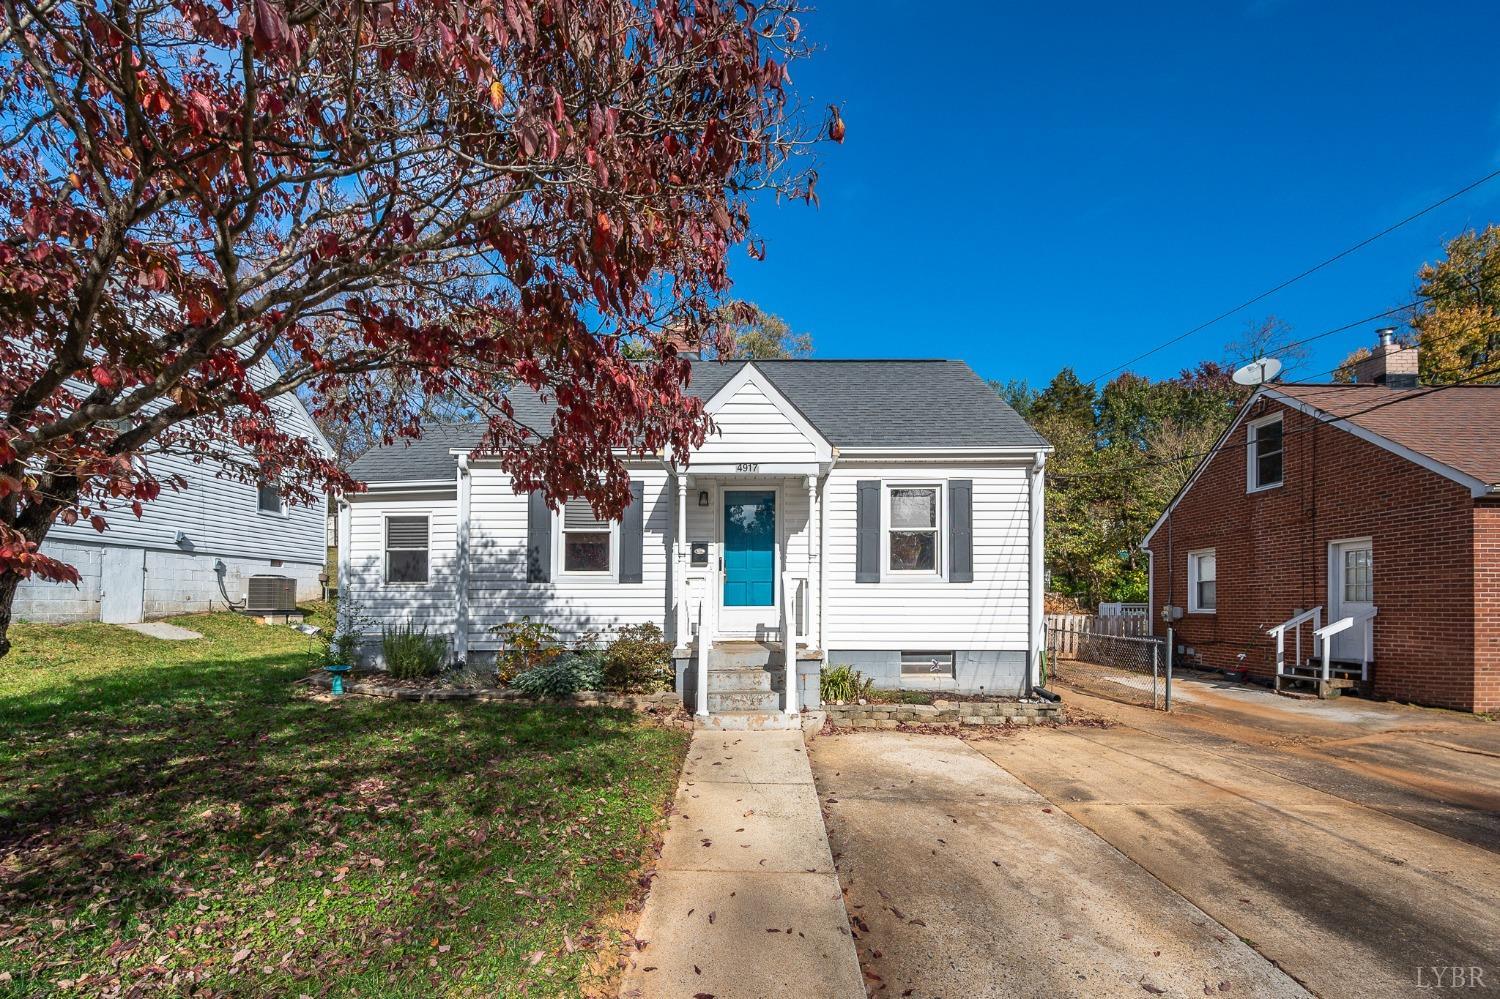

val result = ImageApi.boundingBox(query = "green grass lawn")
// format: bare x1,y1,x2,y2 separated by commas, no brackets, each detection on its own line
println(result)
0,612,689,997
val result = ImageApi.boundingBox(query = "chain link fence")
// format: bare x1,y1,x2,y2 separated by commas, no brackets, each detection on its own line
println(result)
1046,616,1173,710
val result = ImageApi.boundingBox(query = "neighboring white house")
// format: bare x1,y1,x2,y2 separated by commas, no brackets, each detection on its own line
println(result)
16,387,332,625
341,359,1050,723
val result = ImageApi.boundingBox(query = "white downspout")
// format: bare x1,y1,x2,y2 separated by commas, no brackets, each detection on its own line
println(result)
455,456,471,665
336,497,352,646
1028,450,1047,692
675,472,689,650
819,454,836,663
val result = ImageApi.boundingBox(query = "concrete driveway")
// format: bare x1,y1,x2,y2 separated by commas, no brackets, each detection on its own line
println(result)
810,679,1500,999
808,733,1309,998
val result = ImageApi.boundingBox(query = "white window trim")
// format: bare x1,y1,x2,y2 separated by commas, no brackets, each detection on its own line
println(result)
553,501,619,582
1187,548,1216,614
882,481,945,581
383,513,431,585
1246,413,1284,493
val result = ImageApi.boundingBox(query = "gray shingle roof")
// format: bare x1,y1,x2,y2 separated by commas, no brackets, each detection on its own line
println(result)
348,359,1047,483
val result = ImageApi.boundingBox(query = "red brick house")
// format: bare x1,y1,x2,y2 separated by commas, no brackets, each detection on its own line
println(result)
1143,333,1500,713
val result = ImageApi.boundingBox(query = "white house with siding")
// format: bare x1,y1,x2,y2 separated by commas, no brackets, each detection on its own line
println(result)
341,359,1050,726
16,387,332,625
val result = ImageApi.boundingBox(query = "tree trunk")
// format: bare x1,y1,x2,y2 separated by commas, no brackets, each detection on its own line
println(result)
0,474,75,660
0,570,20,659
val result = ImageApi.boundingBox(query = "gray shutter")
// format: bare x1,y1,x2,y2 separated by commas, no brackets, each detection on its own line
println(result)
949,479,973,583
527,491,550,583
619,481,645,583
855,480,880,583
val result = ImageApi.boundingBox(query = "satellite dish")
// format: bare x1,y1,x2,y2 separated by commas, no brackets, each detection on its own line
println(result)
1232,356,1282,386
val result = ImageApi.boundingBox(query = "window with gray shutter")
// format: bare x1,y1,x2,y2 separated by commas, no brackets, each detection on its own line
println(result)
948,480,973,583
385,516,430,583
561,500,612,573
855,480,880,582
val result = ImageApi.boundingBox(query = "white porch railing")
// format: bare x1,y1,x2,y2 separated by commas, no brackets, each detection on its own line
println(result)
1268,606,1321,681
693,573,719,719
781,571,807,717
1314,606,1377,682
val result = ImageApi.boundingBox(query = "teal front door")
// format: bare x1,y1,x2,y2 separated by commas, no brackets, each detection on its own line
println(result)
723,490,776,608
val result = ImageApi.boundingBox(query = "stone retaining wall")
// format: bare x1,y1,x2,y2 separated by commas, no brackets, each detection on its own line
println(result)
308,673,684,718
823,699,1063,729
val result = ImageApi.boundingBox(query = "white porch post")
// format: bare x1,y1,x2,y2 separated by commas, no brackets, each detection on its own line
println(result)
675,473,689,648
806,474,819,649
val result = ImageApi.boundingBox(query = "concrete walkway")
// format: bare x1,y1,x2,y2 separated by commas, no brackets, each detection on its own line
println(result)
810,732,1310,999
620,730,864,998
121,621,202,640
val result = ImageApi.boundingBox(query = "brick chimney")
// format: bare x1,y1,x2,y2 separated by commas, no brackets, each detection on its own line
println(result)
1352,327,1419,388
657,322,703,360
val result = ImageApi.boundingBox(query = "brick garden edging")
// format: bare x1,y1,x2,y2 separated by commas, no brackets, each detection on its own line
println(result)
823,699,1064,729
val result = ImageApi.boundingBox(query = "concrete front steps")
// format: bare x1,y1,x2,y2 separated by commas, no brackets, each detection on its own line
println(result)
694,642,802,731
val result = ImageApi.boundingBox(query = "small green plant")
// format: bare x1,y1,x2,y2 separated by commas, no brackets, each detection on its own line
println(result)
382,623,447,680
491,617,562,684
602,623,673,693
820,663,874,704
510,651,606,698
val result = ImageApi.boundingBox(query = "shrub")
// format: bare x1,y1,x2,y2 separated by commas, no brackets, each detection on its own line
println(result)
491,617,561,684
382,624,447,680
510,651,606,698
820,664,874,704
602,623,674,693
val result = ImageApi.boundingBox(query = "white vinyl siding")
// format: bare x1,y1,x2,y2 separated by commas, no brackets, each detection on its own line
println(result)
344,490,458,636
465,464,672,646
44,387,327,567
694,379,821,465
1188,549,1216,613
824,462,1029,650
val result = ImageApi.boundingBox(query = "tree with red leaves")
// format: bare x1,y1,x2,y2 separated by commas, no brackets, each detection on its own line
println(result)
0,0,841,655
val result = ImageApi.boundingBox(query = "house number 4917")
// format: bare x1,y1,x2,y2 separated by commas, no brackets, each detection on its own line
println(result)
736,462,760,473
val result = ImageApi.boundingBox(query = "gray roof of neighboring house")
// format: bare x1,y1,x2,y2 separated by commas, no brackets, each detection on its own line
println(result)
348,359,1048,483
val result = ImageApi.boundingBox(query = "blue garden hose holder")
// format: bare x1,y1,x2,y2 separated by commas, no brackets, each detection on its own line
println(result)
323,663,351,696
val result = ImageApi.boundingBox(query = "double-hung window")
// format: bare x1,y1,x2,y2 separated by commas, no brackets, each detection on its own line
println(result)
1188,549,1216,613
560,499,613,575
887,485,941,575
1247,414,1284,491
385,516,430,583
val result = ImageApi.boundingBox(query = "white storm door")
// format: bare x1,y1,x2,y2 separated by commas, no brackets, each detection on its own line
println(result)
1328,540,1373,662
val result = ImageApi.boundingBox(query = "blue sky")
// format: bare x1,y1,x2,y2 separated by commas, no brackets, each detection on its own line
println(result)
728,0,1500,388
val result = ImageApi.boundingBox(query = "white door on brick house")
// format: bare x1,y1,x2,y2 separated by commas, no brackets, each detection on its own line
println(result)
1328,539,1374,662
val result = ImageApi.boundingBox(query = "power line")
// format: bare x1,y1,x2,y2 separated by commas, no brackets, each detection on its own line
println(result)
1085,166,1500,385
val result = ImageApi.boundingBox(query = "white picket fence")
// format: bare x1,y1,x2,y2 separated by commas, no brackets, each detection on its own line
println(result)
1045,613,1150,656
